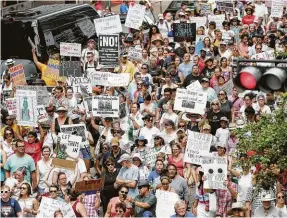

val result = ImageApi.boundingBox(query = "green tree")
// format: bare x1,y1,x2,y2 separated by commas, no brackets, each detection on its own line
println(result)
235,94,287,189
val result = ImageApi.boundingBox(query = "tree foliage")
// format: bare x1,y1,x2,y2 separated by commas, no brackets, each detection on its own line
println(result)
235,94,287,189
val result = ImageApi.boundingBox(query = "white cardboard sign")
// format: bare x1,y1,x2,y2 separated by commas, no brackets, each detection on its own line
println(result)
125,3,146,30
60,42,82,57
94,15,122,35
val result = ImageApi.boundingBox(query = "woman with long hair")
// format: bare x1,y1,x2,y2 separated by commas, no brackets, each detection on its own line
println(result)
160,101,179,130
139,93,155,117
158,175,176,193
218,90,232,120
162,119,177,145
132,136,149,158
101,157,119,214
2,127,17,157
132,153,150,181
210,67,222,88
51,106,73,135
24,130,44,164
148,25,163,49
18,183,39,217
220,57,232,82
276,191,287,216
65,188,88,217
105,185,134,217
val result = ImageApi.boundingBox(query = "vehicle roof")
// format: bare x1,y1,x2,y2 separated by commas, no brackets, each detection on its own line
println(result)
4,4,92,20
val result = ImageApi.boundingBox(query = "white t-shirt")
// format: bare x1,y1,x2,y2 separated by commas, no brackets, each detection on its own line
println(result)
215,128,230,146
81,48,99,64
237,172,252,203
37,158,54,190
254,3,268,19
139,126,161,147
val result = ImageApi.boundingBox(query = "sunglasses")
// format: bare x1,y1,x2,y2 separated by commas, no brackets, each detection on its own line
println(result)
47,110,54,113
113,131,122,134
178,125,185,128
20,187,27,190
1,190,9,193
147,119,153,122
218,93,225,95
106,163,114,167
141,67,147,69
212,103,219,105
103,147,108,150
133,158,140,161
278,196,285,199
154,137,161,140
137,83,143,86
5,133,13,136
120,191,128,195
162,183,169,185
116,210,124,213
50,190,58,193
6,118,12,121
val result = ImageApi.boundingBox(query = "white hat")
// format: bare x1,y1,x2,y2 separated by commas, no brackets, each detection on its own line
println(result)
132,153,143,162
261,193,276,201
117,153,132,163
158,14,164,19
5,59,15,66
236,119,245,128
220,117,229,122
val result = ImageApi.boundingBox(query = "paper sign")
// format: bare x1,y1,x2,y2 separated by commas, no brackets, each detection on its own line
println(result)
208,14,225,29
75,179,102,192
98,34,119,67
128,47,143,60
186,80,202,91
77,18,95,38
198,3,212,15
183,152,213,165
83,97,93,114
45,59,61,82
8,64,27,85
174,88,207,115
58,133,82,159
203,157,228,189
59,60,82,77
190,17,207,29
221,79,234,95
186,131,212,154
125,3,146,30
16,86,49,106
2,90,12,101
270,0,284,17
36,105,49,124
92,95,119,117
6,98,17,117
43,31,55,46
173,23,196,42
89,71,130,87
60,124,87,142
15,90,37,127
94,15,122,35
216,1,234,13
60,42,82,57
156,190,180,218
70,77,92,94
142,147,161,166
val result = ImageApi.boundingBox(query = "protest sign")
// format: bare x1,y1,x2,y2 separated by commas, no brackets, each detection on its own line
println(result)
186,131,212,154
183,152,213,165
70,77,92,94
98,34,119,67
38,196,76,218
221,79,234,95
174,88,207,115
173,23,196,42
128,47,143,61
89,71,130,87
190,17,207,29
2,90,12,101
83,97,93,114
58,133,82,159
75,178,102,192
198,3,212,15
16,85,49,106
15,90,37,127
59,60,82,77
94,15,122,35
270,0,284,17
8,64,27,85
6,98,17,117
45,59,61,82
208,14,225,29
36,105,49,124
51,158,77,170
142,147,161,166
265,0,287,7
60,42,81,57
216,1,234,13
156,190,180,218
203,157,228,189
92,95,119,117
76,19,95,38
125,3,146,30
60,124,87,141
186,80,202,91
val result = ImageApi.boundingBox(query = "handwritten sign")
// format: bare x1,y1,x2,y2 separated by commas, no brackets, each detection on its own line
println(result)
75,179,102,192
190,17,207,28
173,23,196,42
58,133,82,159
156,190,180,218
221,79,234,95
92,95,119,117
36,105,49,124
186,80,202,91
45,59,61,81
128,47,143,60
98,34,119,67
59,60,82,77
142,147,161,166
198,3,212,15
203,157,228,189
16,86,49,106
216,1,234,13
8,64,26,85
89,71,130,87
183,152,213,165
60,124,87,141
125,3,146,30
270,0,284,17
94,15,122,35
15,90,37,127
6,98,17,117
174,88,207,115
208,14,225,29
70,77,92,94
76,18,95,38
60,42,81,57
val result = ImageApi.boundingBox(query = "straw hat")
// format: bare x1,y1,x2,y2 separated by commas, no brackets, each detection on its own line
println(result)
227,202,247,215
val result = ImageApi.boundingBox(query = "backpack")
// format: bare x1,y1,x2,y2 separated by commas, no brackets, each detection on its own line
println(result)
84,61,97,71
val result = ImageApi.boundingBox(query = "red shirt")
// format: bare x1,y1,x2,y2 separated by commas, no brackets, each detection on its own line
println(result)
242,15,255,25
24,141,42,164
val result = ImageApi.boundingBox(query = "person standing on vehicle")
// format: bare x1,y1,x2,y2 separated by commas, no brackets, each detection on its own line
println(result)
1,59,15,82
81,39,99,66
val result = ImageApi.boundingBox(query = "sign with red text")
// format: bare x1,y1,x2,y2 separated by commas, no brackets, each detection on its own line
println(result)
60,42,81,57
8,64,27,85
6,98,17,117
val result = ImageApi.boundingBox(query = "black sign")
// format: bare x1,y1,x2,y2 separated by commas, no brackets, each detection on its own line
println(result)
173,23,196,42
98,34,119,67
59,61,82,77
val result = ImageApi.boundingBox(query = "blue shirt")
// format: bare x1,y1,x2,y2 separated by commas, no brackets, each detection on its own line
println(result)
178,62,193,79
120,3,129,14
170,212,196,217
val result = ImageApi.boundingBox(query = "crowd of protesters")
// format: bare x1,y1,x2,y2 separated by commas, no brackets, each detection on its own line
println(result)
1,0,287,217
